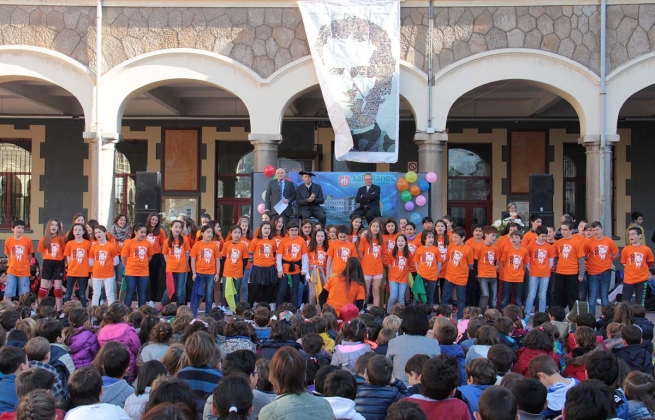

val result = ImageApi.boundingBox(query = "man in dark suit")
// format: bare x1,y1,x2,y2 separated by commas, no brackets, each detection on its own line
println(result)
350,173,381,225
264,167,296,224
295,171,326,227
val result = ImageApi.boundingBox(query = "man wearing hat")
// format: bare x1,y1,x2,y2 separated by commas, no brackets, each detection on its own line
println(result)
295,171,326,227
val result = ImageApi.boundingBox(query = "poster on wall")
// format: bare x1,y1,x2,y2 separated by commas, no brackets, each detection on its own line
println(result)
299,0,400,163
251,172,430,228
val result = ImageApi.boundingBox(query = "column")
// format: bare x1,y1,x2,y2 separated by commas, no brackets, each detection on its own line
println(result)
580,134,618,233
248,133,283,171
414,132,448,221
86,134,119,227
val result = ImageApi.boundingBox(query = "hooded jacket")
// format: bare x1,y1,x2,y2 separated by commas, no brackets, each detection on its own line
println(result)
68,328,100,369
324,396,365,420
634,317,655,342
512,347,560,377
123,387,150,420
259,339,302,360
354,380,408,420
331,341,372,374
439,344,467,386
613,344,655,377
100,376,135,408
563,346,601,381
97,322,141,381
457,384,493,419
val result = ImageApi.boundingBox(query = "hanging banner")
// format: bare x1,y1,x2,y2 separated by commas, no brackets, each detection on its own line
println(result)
299,0,400,163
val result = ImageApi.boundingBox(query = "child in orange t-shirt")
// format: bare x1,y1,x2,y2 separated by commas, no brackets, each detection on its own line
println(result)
222,225,249,309
435,220,449,281
37,218,66,310
248,221,278,306
386,234,413,310
162,220,191,306
307,229,329,305
359,218,386,307
441,227,474,319
621,226,655,306
383,219,400,257
465,224,484,253
3,219,34,301
327,225,358,278
585,221,619,315
64,223,93,307
349,215,363,244
553,221,587,310
145,213,167,303
121,223,155,308
275,220,308,308
500,230,530,310
190,225,221,317
415,230,440,307
90,225,119,306
525,225,554,314
476,225,499,311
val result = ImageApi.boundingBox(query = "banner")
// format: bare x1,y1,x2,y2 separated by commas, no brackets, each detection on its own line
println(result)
299,0,400,163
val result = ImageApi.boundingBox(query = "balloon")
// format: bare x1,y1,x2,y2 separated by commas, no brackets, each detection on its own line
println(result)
409,212,423,226
418,180,430,192
426,172,438,183
410,185,421,196
396,178,409,191
400,191,412,202
415,195,427,207
257,203,266,214
263,165,276,177
404,201,415,211
405,171,418,183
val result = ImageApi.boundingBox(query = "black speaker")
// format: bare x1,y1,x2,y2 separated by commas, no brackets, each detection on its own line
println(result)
530,212,554,229
136,172,161,211
529,174,554,213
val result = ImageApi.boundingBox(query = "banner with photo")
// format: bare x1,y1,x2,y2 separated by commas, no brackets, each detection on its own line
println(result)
299,0,400,163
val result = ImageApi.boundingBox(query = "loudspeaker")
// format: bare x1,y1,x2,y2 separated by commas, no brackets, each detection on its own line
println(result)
530,212,554,229
529,174,554,213
136,172,161,211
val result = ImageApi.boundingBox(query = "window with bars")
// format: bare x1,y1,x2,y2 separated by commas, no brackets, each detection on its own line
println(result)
0,139,32,229
563,143,586,221
114,141,148,223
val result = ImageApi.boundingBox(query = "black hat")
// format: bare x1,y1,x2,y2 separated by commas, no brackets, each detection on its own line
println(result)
299,171,316,177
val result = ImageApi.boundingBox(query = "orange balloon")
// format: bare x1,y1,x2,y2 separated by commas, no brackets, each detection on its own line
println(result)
397,178,409,191
410,185,421,196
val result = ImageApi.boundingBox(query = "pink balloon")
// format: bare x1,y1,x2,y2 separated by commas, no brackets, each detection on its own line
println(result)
257,203,266,214
415,195,427,207
426,172,438,183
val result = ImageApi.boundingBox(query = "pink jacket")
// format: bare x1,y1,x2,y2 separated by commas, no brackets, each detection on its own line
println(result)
97,322,141,381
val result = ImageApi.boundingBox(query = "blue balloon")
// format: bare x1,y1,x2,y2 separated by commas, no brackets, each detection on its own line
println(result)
418,180,430,192
409,212,423,226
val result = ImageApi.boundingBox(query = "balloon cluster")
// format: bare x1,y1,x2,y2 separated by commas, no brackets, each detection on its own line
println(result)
257,165,279,214
397,171,438,224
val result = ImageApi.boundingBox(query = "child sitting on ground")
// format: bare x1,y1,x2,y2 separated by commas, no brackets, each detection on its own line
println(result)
548,306,569,348
404,354,430,396
512,377,548,420
354,355,409,420
612,324,654,376
302,333,330,387
374,328,395,355
253,305,271,344
92,341,134,408
563,326,601,381
456,358,498,419
529,354,579,418
434,318,466,386
353,352,374,388
65,366,130,420
458,307,481,342
331,319,371,374
24,337,67,406
494,317,519,351
475,386,518,420
0,347,28,413
323,369,365,420
512,324,559,377
486,344,516,385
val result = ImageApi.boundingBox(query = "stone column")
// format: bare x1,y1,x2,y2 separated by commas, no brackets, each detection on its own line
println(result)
86,134,119,227
249,133,283,172
414,132,448,221
580,135,618,234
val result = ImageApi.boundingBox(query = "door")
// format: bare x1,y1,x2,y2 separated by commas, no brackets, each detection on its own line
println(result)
447,204,491,238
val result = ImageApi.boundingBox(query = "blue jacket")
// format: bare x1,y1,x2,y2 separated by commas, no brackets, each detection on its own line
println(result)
355,380,409,420
457,384,492,419
0,374,18,413
440,344,467,386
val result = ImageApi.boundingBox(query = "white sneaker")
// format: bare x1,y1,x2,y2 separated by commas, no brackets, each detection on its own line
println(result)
148,301,155,308
270,303,276,312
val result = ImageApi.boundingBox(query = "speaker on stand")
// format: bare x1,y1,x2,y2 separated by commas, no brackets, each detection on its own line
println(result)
529,174,554,228
135,172,162,225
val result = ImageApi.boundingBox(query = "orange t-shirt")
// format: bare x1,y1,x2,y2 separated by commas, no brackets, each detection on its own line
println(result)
445,244,474,286
465,238,483,255
239,237,252,269
503,246,530,283
90,242,119,278
527,241,555,277
277,236,308,275
190,240,221,275
272,235,284,250
436,235,448,278
162,237,191,273
324,275,366,317
387,252,413,284
37,236,66,261
406,236,422,272
327,240,358,276
4,236,34,277
554,237,586,275
476,242,498,279
110,235,128,254
521,231,537,248
121,239,154,277
415,245,440,281
145,230,167,254
249,238,278,268
64,239,92,277
222,240,249,278
496,235,511,280
586,237,619,275
383,234,398,255
348,234,359,244
308,245,329,268
621,245,654,284
359,237,385,276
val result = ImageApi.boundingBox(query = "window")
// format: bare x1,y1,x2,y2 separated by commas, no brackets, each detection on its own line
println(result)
0,140,31,228
447,145,492,201
114,141,147,223
563,143,586,221
216,142,254,229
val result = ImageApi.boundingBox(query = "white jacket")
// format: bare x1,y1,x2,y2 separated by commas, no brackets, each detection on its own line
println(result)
123,387,150,420
325,396,366,420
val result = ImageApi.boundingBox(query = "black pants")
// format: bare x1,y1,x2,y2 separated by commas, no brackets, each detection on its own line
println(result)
554,273,578,310
622,282,646,306
299,207,326,227
148,254,165,302
350,208,379,225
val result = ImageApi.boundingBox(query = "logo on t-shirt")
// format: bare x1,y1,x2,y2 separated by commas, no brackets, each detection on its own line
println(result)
395,256,407,271
97,250,108,266
288,244,300,259
451,250,463,266
313,251,326,265
337,247,351,262
146,234,156,245
50,243,59,258
229,248,241,264
201,248,214,264
260,244,272,258
135,246,148,261
371,244,380,258
631,252,645,268
12,245,25,261
408,243,416,254
594,245,608,260
422,252,435,267
483,251,495,265
535,249,547,264
438,244,447,262
560,244,572,259
75,248,85,264
509,254,523,270
173,245,182,260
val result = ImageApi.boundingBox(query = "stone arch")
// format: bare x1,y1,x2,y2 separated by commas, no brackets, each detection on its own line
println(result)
432,49,601,137
0,46,95,131
607,52,655,136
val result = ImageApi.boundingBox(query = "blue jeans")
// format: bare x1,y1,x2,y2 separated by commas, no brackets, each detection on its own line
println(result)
276,273,301,308
422,279,438,307
240,268,251,303
123,275,148,308
478,277,498,311
220,277,243,306
441,280,466,319
387,281,407,310
190,274,215,317
297,276,307,308
525,276,550,314
114,261,124,294
65,276,89,307
588,270,611,315
5,274,30,298
578,272,589,301
501,281,524,309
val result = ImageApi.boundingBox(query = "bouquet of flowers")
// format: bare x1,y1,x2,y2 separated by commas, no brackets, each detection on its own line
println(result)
492,212,525,233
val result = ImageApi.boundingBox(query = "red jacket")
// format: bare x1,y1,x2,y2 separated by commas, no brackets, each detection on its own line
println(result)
566,333,606,352
512,347,560,377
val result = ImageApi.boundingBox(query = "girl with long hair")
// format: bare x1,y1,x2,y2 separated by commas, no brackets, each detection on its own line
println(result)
248,222,278,306
358,217,385,307
349,215,363,244
145,212,166,303
108,213,131,292
121,223,154,307
162,220,190,306
64,223,92,307
319,257,366,317
307,229,329,305
90,225,120,306
386,234,412,311
64,308,99,369
189,225,221,317
37,219,66,311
